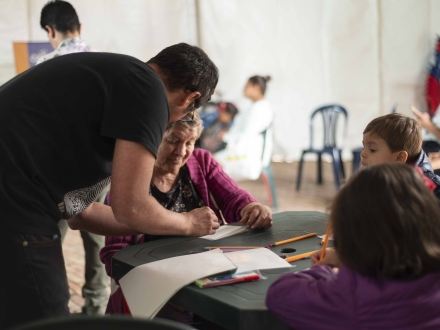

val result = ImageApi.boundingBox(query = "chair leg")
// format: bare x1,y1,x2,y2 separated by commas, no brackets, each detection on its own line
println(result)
296,151,306,191
261,172,273,207
331,148,342,189
262,165,278,211
352,151,361,173
339,151,345,179
317,153,323,184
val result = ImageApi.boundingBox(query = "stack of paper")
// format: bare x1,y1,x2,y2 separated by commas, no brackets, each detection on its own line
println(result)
200,224,248,240
119,249,236,318
119,247,292,318
223,248,292,273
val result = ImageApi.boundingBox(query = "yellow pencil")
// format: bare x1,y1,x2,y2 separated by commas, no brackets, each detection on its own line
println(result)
268,232,317,248
320,223,332,260
285,250,318,263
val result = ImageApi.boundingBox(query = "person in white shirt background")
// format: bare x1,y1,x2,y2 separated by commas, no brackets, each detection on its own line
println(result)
214,75,274,181
36,0,108,316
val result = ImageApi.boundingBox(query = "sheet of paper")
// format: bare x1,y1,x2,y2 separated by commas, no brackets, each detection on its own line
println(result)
200,224,248,240
224,248,292,273
119,249,237,318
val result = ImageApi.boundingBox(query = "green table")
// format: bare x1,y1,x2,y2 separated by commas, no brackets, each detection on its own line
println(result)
112,211,329,330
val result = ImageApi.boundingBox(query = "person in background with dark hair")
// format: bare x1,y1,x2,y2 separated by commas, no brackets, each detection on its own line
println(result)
36,0,108,316
0,43,218,329
200,102,238,153
37,0,92,64
267,163,440,329
214,76,274,181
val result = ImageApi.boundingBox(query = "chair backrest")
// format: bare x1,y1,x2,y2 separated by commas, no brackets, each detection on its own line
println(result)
12,315,195,330
309,105,348,149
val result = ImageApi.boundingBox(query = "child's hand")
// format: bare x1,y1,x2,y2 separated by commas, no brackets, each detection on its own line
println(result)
411,106,433,130
310,248,341,268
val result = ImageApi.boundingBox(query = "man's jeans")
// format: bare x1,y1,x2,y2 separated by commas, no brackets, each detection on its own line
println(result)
0,229,70,329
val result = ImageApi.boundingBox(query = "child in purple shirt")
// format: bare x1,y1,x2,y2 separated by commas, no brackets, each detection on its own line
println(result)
266,163,440,330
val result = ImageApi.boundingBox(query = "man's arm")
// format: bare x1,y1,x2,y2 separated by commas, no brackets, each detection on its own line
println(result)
70,139,219,236
67,202,142,236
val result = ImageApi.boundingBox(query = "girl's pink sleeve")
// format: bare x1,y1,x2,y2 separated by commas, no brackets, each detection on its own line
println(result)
100,235,138,278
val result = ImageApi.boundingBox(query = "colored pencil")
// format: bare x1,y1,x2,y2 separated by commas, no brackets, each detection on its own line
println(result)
268,232,317,248
285,250,318,263
320,223,332,260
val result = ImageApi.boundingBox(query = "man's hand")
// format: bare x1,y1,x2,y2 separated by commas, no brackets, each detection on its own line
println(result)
239,202,272,229
186,207,220,236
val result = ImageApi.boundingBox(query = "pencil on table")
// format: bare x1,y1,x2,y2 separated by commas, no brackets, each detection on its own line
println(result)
285,250,318,263
267,232,317,248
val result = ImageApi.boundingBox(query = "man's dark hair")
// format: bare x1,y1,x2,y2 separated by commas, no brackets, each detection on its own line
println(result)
40,0,80,34
331,163,440,279
147,43,219,111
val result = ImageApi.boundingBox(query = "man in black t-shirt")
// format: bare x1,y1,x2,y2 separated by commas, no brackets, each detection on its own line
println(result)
0,43,219,328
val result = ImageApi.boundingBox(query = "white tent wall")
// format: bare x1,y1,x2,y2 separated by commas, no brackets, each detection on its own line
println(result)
0,0,439,161
0,0,197,84
200,0,440,161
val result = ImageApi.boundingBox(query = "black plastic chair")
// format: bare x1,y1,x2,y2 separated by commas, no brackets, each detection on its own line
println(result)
11,315,195,330
296,105,348,190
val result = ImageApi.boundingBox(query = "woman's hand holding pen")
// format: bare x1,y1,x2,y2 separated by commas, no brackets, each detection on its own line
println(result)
239,202,272,229
311,248,341,268
187,207,220,236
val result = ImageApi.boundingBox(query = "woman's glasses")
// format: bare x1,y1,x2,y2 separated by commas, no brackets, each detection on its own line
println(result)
179,112,195,123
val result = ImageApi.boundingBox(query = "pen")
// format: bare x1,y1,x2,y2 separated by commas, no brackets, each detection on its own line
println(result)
267,233,317,248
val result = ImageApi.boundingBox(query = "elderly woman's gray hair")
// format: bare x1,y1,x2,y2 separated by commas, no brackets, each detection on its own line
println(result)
166,111,204,138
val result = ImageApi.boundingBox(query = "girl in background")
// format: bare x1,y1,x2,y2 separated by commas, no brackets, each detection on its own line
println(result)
266,163,440,330
214,76,274,181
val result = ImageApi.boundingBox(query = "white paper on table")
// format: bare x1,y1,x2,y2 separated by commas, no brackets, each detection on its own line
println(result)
318,233,334,240
200,224,248,240
119,249,237,319
224,248,292,273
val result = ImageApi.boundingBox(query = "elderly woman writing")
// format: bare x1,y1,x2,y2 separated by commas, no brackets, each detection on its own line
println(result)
100,111,272,319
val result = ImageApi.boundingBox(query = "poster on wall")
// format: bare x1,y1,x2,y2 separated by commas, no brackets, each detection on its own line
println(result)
13,42,53,74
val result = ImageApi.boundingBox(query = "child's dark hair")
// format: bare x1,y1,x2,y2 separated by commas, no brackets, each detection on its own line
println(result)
363,113,422,162
248,75,271,95
40,0,80,34
331,163,440,279
218,102,238,119
148,43,219,112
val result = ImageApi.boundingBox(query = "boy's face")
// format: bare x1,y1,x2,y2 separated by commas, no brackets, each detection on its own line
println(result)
361,132,403,168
